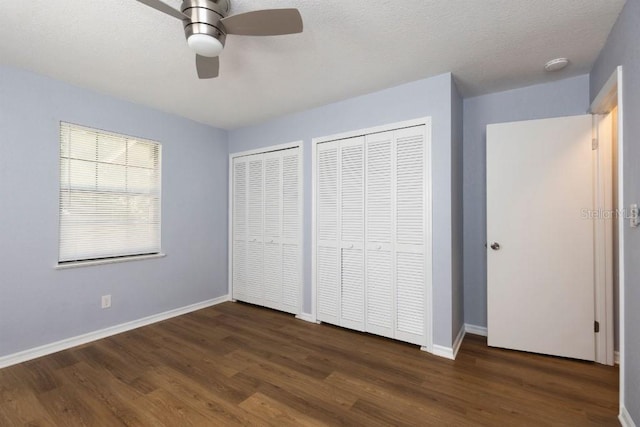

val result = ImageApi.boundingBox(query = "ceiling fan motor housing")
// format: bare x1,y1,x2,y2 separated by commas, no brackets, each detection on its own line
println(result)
181,0,230,46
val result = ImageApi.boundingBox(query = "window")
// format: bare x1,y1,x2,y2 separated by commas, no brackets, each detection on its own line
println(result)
59,122,161,264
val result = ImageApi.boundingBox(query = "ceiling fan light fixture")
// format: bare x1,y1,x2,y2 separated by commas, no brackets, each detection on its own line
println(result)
187,34,223,57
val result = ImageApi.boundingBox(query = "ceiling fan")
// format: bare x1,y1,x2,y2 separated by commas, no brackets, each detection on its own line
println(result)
136,0,303,78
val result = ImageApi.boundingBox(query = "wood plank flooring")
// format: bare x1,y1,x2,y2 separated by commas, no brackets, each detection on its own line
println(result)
0,302,619,426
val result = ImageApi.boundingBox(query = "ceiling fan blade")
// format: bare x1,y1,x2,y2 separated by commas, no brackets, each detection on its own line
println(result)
220,9,303,36
136,0,187,20
196,55,220,79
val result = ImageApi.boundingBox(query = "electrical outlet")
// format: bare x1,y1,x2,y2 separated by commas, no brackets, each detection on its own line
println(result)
101,295,112,309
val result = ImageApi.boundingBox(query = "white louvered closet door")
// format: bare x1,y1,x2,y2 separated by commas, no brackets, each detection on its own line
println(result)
365,131,394,338
281,148,302,314
246,154,265,305
232,157,249,301
262,151,283,311
339,137,365,331
316,141,341,325
394,126,428,346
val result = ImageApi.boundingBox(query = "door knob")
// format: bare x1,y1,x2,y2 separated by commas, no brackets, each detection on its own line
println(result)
490,242,501,251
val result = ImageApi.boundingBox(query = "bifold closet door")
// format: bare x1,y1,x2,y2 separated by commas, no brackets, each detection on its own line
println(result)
316,141,341,325
232,147,301,314
246,153,265,305
262,151,283,311
394,126,428,345
232,157,249,301
365,131,394,338
315,123,430,347
339,137,365,331
280,149,301,313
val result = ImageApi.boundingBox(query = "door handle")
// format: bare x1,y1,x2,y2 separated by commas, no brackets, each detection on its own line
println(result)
490,242,501,251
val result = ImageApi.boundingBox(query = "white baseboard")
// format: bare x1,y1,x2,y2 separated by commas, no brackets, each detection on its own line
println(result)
615,351,620,365
431,325,466,360
0,295,230,369
620,406,637,427
465,323,488,337
295,312,318,323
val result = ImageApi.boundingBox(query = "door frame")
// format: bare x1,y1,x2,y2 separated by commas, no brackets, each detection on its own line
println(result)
590,66,625,414
310,117,433,352
228,141,304,315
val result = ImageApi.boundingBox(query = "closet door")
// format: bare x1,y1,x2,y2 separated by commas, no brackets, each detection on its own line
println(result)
232,157,249,301
394,126,428,345
281,148,301,314
262,151,283,311
246,154,264,305
316,141,340,325
339,137,365,331
365,131,394,338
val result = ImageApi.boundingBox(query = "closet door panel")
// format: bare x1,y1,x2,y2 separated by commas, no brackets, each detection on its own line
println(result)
316,142,340,325
263,152,283,309
246,154,264,304
281,148,301,313
232,157,248,301
394,126,427,345
339,137,365,330
365,131,394,337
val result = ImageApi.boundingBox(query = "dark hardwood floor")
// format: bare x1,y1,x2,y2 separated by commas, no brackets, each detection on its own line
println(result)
0,302,619,426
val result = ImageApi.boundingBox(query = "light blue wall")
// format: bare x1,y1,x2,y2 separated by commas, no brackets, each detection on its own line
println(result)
590,0,640,422
451,79,464,337
229,73,460,347
0,66,229,358
462,75,591,327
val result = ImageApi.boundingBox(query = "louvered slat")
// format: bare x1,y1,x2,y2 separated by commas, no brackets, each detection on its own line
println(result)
341,142,364,243
316,142,340,324
246,155,264,302
396,133,424,245
264,156,281,240
366,133,393,243
318,147,338,242
396,252,425,340
233,158,248,299
282,152,299,241
341,249,364,329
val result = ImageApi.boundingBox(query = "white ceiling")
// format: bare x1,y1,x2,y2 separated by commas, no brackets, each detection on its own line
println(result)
0,0,625,129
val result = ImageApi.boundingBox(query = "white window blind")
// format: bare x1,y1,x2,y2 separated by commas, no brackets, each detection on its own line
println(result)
59,122,161,263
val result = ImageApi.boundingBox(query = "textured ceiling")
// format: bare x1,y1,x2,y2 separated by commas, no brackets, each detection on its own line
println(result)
0,0,626,129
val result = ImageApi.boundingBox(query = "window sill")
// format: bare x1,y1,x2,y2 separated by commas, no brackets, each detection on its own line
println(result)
55,253,166,270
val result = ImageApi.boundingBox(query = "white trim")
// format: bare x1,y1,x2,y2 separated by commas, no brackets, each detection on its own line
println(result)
429,345,455,360
229,141,302,158
591,65,625,406
465,323,488,337
228,141,304,316
55,253,166,269
615,351,620,365
0,295,230,369
312,118,429,145
295,313,318,323
620,406,637,427
452,325,465,358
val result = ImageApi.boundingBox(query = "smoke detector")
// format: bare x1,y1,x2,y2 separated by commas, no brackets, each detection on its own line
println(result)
544,58,569,72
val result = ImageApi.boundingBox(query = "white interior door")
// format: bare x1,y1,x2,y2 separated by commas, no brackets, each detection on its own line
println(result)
340,137,365,331
487,115,596,361
281,148,302,314
394,126,428,346
232,157,248,301
365,131,395,338
262,151,283,310
316,141,341,325
246,154,264,305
